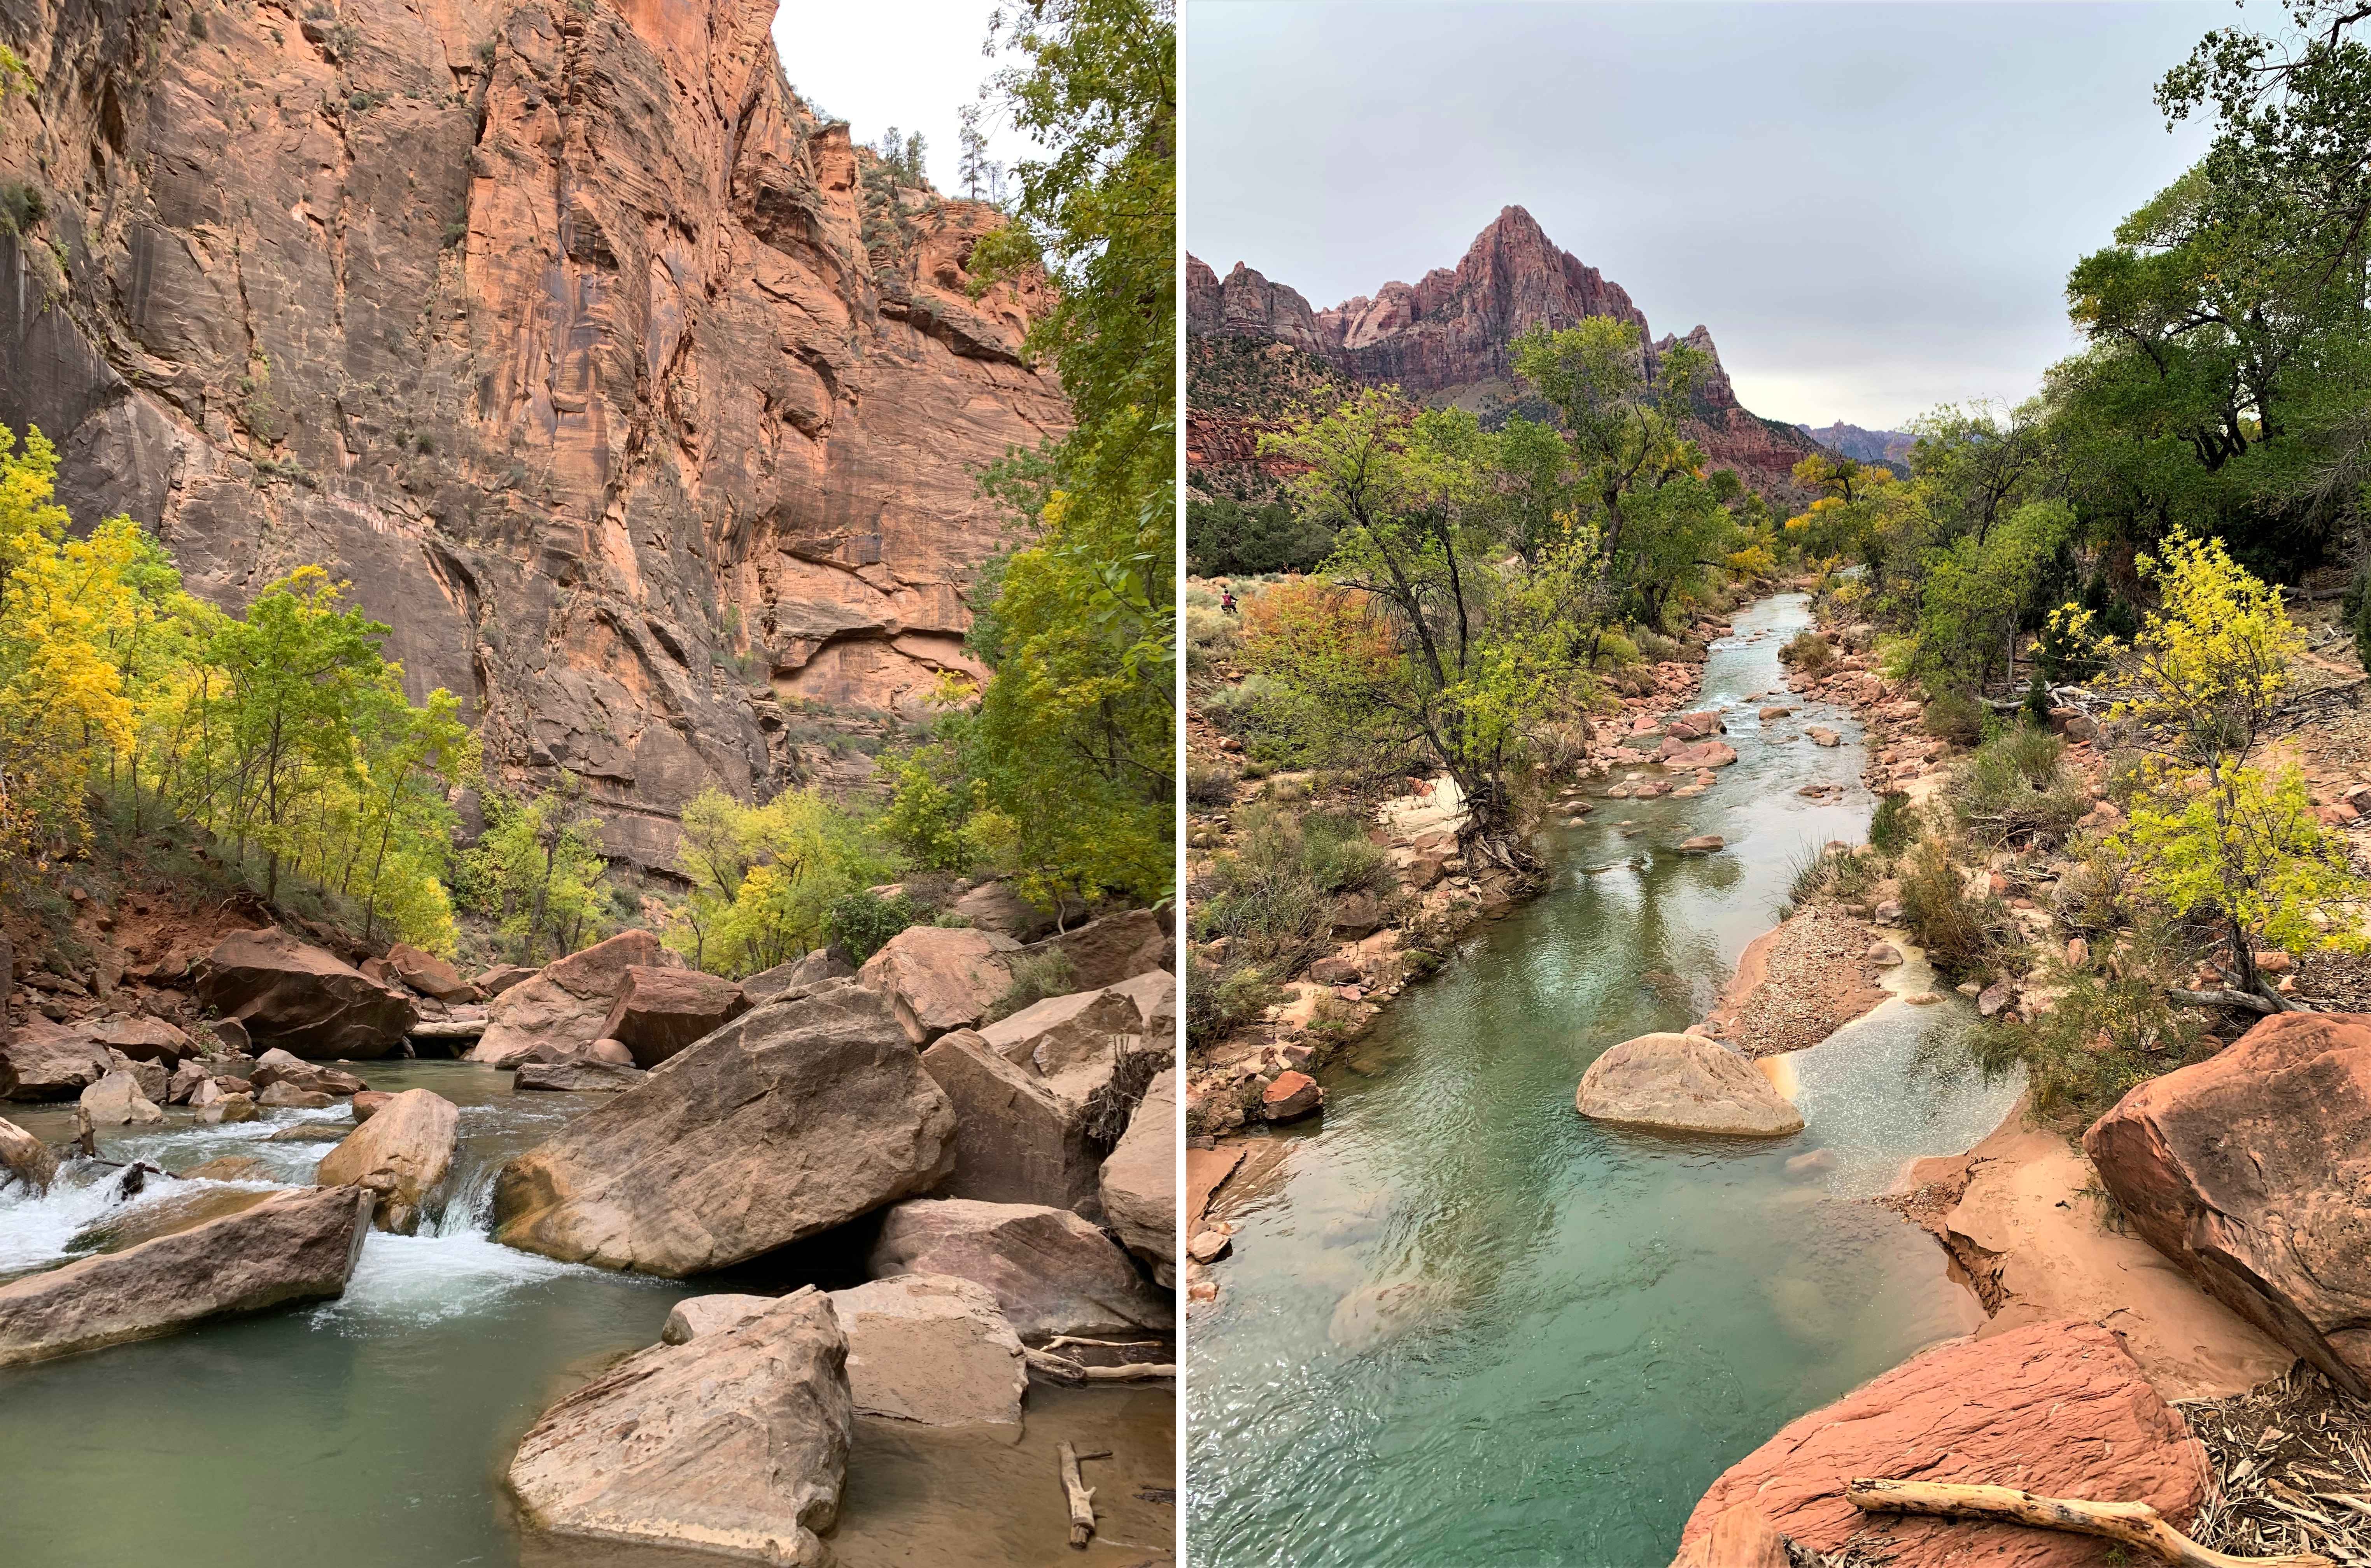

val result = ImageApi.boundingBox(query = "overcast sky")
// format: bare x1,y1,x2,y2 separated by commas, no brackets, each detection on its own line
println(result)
1186,0,2225,430
772,1,1038,198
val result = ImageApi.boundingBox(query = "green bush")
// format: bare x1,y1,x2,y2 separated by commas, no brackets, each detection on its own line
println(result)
1188,805,1392,977
0,182,47,236
1186,496,1334,578
1185,763,1236,807
1949,725,2089,849
1921,689,1986,746
1779,630,1833,674
1867,792,1918,857
821,889,917,962
1963,923,2211,1123
985,947,1077,1024
1185,949,1276,1045
1898,837,2006,983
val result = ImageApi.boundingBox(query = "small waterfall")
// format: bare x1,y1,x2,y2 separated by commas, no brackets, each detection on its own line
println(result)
426,1158,502,1238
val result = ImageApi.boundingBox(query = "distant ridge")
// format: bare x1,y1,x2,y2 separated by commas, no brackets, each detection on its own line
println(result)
1798,420,1916,473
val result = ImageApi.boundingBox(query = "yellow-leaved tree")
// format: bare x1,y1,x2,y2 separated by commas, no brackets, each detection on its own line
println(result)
2106,531,2366,1003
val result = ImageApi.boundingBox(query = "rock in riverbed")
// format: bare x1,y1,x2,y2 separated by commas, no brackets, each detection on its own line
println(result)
196,928,416,1059
868,1198,1175,1341
1676,1318,2210,1567
514,1059,647,1092
0,1026,115,1100
493,983,956,1275
469,931,682,1068
80,1071,163,1127
1576,1033,1803,1137
0,1185,372,1367
598,967,749,1068
508,1286,850,1566
317,1088,458,1234
2085,1009,2371,1396
827,1274,1028,1430
0,1114,58,1194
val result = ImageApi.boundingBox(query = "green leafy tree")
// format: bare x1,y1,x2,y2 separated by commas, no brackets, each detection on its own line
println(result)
662,785,898,975
466,788,611,965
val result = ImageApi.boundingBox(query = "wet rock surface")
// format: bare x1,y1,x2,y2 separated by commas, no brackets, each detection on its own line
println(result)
1575,1032,1804,1138
315,1088,458,1235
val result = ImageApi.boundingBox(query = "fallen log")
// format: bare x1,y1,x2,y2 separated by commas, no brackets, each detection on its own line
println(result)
1058,1440,1106,1549
1845,1478,2336,1568
2168,986,2282,1015
1023,1348,1177,1384
406,1018,487,1039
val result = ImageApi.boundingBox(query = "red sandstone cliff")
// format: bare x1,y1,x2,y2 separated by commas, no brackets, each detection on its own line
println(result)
0,0,1065,864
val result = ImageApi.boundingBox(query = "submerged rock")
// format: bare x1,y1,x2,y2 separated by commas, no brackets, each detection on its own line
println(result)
2085,1010,2371,1396
1677,1318,2209,1566
826,1274,1027,1429
507,1287,850,1566
316,1088,457,1234
1575,1033,1803,1138
0,1185,372,1368
196,928,416,1060
867,1197,1174,1341
493,984,956,1276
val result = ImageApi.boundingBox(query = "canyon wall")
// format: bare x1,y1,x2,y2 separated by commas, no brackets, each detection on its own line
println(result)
1187,205,1829,505
0,0,1065,866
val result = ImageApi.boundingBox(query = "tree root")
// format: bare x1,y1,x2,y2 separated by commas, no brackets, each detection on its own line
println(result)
1845,1478,2335,1567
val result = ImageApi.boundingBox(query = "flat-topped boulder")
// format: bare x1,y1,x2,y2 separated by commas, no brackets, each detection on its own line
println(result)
81,1016,198,1064
316,1088,457,1234
508,1287,850,1566
858,926,1021,1044
385,943,477,1003
1,1025,120,1101
598,967,749,1068
1576,1032,1803,1137
470,931,683,1068
1677,1319,2210,1567
2085,1009,2371,1396
867,1197,1174,1342
493,983,956,1276
0,1185,371,1367
1101,1068,1178,1279
196,928,417,1060
515,1059,647,1092
827,1274,1027,1429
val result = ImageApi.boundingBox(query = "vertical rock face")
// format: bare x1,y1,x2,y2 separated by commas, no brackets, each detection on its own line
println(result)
0,0,1065,865
1186,205,1832,505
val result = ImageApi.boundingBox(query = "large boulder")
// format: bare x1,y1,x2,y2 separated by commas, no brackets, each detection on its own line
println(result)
662,1293,773,1344
251,1047,367,1096
316,1088,458,1234
1576,1032,1804,1138
0,1025,116,1101
196,928,417,1060
0,1115,58,1195
0,1185,373,1367
597,967,749,1068
469,931,683,1068
979,985,1144,1077
1101,1069,1178,1280
739,948,855,1007
80,1071,163,1127
2084,1010,2371,1396
857,926,1021,1044
947,880,1062,942
81,1016,198,1064
1676,1319,2210,1568
493,983,957,1276
920,1029,1105,1211
385,943,477,1003
508,1287,850,1566
471,964,538,998
867,1198,1174,1341
1011,908,1171,991
826,1273,1027,1429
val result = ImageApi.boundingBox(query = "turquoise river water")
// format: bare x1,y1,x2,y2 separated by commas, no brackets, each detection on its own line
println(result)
1184,592,2020,1566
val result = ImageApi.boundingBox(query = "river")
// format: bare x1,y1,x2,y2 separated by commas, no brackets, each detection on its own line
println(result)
1184,593,2021,1566
0,1062,1173,1567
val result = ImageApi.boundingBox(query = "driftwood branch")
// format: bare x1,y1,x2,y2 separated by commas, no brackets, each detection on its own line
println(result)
2169,986,2281,1015
1846,1478,2336,1568
1024,1348,1176,1384
1058,1441,1105,1549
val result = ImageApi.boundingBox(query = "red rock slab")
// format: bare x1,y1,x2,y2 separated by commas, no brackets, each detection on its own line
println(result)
1186,1145,1247,1230
1678,1318,2210,1568
2085,1010,2371,1396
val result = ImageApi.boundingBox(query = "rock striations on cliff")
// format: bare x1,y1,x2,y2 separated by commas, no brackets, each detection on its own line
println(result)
0,0,1066,865
1187,204,1830,505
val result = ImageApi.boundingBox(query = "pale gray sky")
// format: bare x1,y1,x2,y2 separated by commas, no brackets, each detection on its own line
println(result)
1185,0,2225,430
770,1,1041,198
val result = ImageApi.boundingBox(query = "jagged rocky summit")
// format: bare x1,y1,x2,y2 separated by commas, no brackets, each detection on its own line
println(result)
1187,204,1830,506
0,0,1066,866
